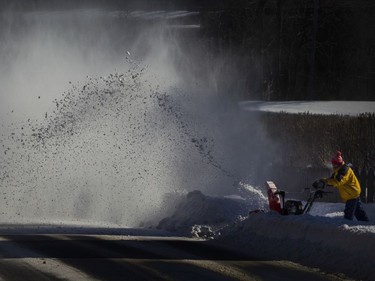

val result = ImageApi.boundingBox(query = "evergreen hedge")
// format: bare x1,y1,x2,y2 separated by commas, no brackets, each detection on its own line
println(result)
261,112,375,169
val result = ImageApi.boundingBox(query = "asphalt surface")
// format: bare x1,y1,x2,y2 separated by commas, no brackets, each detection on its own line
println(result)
0,232,350,281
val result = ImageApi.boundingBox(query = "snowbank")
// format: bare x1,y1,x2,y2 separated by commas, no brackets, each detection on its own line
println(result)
219,211,375,281
156,183,267,235
156,187,375,281
239,101,375,116
156,188,266,236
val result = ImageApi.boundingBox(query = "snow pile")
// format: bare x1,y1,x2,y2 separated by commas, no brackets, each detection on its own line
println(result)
157,184,268,234
156,187,375,281
157,190,251,233
219,209,375,281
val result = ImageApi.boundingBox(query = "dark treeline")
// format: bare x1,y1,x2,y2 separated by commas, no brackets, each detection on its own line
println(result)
0,0,222,11
200,0,375,101
2,0,374,101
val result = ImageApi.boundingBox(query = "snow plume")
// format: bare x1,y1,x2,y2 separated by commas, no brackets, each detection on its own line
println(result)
0,55,235,226
237,181,268,204
0,9,250,226
0,8,275,227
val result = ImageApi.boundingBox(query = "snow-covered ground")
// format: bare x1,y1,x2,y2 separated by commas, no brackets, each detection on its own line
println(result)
1,184,373,280
156,183,375,281
239,101,375,116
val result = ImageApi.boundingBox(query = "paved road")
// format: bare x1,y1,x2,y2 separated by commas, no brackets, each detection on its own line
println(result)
0,234,346,281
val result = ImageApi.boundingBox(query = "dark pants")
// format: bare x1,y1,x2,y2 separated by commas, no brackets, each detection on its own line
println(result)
344,197,369,221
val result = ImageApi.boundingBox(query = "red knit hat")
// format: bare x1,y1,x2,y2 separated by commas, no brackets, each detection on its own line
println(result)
331,151,343,166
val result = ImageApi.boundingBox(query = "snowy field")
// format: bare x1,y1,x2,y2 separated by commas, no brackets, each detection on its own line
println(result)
239,101,375,116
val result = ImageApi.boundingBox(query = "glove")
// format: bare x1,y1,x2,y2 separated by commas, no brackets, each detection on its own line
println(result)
312,179,326,189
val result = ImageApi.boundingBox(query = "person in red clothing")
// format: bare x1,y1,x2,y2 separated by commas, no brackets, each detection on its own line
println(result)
315,151,369,221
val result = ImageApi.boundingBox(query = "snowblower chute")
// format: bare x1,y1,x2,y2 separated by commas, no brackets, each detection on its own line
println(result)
266,181,282,213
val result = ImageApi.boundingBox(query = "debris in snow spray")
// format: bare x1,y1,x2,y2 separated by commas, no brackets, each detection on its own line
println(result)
0,58,235,226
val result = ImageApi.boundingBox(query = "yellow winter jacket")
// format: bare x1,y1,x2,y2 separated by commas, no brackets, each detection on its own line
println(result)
323,162,361,202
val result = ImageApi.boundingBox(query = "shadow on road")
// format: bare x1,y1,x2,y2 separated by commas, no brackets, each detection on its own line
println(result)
0,234,252,260
0,233,259,281
0,230,343,281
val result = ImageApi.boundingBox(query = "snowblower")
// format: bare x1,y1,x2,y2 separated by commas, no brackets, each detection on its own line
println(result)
265,180,330,215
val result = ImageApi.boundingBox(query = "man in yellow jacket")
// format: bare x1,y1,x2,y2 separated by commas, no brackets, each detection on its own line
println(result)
317,151,369,221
